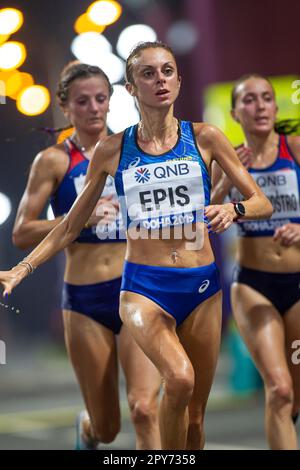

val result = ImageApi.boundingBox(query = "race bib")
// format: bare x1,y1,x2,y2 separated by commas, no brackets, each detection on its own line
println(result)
122,160,205,229
100,175,118,199
74,173,124,239
231,169,300,219
73,173,85,196
73,174,117,200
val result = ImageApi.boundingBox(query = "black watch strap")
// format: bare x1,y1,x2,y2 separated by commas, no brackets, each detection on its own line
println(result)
232,202,246,219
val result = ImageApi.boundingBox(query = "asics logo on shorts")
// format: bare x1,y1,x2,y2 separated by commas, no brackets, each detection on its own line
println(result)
198,280,210,293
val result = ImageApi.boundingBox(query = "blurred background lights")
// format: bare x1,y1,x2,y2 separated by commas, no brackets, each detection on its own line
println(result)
4,71,34,100
17,85,50,116
166,20,199,54
0,193,12,225
87,1,122,26
74,13,106,34
116,24,157,60
0,8,23,35
0,34,9,45
93,52,124,84
107,84,139,133
0,69,13,82
71,32,112,63
203,104,226,131
0,41,26,70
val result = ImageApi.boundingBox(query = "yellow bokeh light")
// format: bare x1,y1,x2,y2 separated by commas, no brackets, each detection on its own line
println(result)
0,8,24,35
6,71,34,99
0,34,9,45
17,85,50,116
74,13,106,34
3,70,22,97
0,70,14,99
87,1,122,26
0,69,14,82
0,41,26,70
57,127,75,144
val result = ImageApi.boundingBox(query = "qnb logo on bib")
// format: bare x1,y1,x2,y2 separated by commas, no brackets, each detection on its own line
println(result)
135,167,151,184
198,279,210,293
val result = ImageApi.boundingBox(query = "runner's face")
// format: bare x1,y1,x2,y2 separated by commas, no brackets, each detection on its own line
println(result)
64,76,110,134
128,47,181,109
232,78,277,135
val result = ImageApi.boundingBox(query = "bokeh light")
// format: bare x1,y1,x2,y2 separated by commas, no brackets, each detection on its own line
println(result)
87,1,122,26
74,13,106,34
0,192,12,225
116,24,157,60
107,84,139,133
0,41,26,70
0,8,23,35
5,71,34,99
17,85,50,116
71,32,112,63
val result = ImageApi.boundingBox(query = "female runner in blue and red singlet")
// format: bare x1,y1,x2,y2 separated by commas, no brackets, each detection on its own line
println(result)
11,61,161,450
212,74,300,449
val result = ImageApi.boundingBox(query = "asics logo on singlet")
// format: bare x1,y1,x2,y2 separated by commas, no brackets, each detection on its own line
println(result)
134,167,151,183
128,157,141,168
198,280,210,293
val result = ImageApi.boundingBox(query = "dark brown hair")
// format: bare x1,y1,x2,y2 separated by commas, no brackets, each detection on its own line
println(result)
56,61,113,106
125,41,177,85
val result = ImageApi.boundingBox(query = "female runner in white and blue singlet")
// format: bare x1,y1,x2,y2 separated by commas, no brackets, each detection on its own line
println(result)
211,74,300,449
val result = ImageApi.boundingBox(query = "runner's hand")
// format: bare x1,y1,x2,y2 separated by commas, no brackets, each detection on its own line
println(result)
273,223,300,246
205,203,236,234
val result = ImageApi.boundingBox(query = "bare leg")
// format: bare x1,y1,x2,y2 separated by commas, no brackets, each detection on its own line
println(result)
119,325,161,449
120,292,195,450
284,300,300,423
63,310,120,444
232,284,297,449
178,291,222,449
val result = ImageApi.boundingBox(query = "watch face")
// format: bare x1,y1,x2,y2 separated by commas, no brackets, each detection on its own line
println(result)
236,202,246,216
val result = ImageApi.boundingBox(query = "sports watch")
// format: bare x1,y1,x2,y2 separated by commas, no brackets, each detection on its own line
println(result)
232,202,246,219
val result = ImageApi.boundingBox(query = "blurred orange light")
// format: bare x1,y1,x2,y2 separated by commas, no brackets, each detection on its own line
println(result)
87,1,122,26
0,70,14,98
0,34,9,45
6,71,34,99
0,69,14,82
74,13,106,34
0,8,24,35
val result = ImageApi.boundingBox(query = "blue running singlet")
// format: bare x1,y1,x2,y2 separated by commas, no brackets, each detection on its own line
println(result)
114,121,211,231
